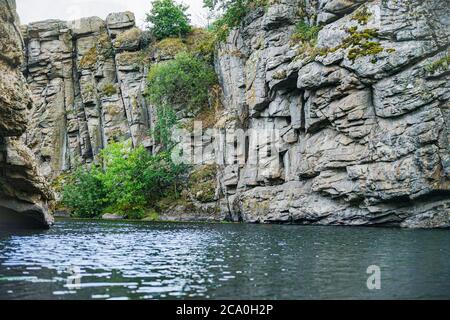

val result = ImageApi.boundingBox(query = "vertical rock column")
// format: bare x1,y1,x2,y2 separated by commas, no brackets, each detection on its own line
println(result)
0,0,53,229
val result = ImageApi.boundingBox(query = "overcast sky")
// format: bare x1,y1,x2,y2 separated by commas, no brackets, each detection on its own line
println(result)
16,0,209,28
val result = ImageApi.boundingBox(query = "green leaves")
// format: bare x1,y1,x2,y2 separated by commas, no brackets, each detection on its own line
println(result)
206,0,268,42
61,166,109,218
146,52,217,115
146,0,192,40
62,141,187,220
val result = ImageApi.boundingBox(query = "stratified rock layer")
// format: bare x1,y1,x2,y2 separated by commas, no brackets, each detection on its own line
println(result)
23,12,152,178
0,0,53,229
215,0,450,228
22,0,450,228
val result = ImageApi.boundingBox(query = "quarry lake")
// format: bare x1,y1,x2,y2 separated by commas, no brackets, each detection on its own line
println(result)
0,220,449,300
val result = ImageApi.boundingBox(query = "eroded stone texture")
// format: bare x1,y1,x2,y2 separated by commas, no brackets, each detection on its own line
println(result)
21,0,450,228
215,0,450,228
23,12,153,179
0,0,53,229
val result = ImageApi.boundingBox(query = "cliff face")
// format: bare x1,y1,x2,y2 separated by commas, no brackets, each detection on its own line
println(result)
0,0,53,229
23,12,152,178
21,0,450,228
216,0,450,228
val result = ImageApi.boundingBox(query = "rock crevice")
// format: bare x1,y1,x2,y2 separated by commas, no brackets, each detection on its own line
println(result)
18,0,450,228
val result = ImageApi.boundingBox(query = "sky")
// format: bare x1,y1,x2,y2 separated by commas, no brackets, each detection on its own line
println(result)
16,0,209,28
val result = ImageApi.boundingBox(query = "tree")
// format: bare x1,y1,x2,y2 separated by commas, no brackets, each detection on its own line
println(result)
147,0,192,39
203,0,265,42
62,166,109,218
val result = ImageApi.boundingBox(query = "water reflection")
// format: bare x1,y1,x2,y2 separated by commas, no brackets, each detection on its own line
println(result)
0,220,449,299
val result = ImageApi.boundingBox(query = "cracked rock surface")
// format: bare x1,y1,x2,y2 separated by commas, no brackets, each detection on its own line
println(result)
214,0,450,228
0,0,53,229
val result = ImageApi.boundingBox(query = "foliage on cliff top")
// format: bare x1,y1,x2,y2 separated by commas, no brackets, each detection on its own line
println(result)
153,28,216,63
146,52,217,112
205,0,268,42
146,0,192,39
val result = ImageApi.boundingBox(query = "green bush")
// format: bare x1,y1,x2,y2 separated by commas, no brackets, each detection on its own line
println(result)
61,141,186,219
146,0,192,39
146,52,217,112
100,142,186,219
62,166,109,218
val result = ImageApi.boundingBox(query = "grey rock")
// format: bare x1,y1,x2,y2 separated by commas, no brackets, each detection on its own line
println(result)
102,213,125,220
0,0,53,229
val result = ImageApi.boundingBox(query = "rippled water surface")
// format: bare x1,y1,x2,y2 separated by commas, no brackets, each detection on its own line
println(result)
0,220,449,300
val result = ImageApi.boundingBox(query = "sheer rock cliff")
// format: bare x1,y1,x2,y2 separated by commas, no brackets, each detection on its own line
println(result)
20,0,450,228
0,0,53,229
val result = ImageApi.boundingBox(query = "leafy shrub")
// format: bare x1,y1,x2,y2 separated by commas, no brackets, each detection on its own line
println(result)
61,141,186,219
146,0,192,39
146,52,217,111
62,166,109,218
100,142,186,219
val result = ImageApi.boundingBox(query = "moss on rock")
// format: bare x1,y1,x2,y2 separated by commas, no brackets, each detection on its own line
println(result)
189,165,218,203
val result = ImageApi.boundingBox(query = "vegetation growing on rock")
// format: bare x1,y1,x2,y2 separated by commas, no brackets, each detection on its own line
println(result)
146,52,217,112
425,51,450,73
101,83,118,97
189,165,218,203
291,21,321,44
344,27,384,62
146,0,192,39
62,141,186,219
154,37,188,57
352,6,372,25
204,0,268,42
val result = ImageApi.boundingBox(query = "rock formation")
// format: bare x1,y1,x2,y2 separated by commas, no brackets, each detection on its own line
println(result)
23,12,152,178
20,0,450,228
0,0,53,229
216,0,450,228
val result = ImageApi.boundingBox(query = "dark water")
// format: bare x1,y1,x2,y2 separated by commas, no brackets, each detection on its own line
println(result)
0,220,449,300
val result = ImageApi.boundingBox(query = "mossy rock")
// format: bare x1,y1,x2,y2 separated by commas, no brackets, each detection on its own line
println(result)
114,27,142,49
425,52,450,74
154,37,188,57
79,46,98,69
189,165,218,203
116,51,142,66
101,83,117,97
